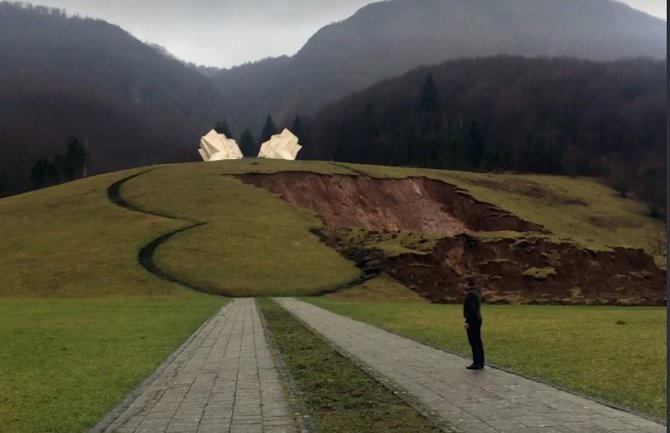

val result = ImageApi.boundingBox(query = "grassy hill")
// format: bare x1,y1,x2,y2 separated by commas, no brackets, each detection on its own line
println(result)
0,160,665,431
1,159,664,299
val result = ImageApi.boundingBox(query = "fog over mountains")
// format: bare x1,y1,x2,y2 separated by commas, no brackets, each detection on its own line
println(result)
0,0,666,196
0,2,223,195
211,0,666,131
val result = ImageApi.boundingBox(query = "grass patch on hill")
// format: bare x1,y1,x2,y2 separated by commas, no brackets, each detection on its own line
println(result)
0,297,225,433
308,299,666,420
121,163,360,296
0,168,226,432
334,227,440,257
258,299,440,433
338,162,666,263
325,274,429,303
0,168,188,298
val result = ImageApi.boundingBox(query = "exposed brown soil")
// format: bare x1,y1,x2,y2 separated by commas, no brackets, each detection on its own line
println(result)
238,172,546,235
385,235,666,305
239,172,666,306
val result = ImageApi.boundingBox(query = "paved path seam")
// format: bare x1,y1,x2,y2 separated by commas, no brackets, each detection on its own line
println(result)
277,298,666,433
95,299,297,433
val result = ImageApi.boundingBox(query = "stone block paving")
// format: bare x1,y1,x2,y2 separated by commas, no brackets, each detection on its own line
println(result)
101,299,296,433
277,297,666,433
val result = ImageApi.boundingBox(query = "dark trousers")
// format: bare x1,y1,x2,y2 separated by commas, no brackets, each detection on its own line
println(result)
466,320,485,367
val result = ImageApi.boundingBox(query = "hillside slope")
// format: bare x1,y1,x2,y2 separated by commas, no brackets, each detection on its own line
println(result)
212,0,666,130
0,160,664,304
0,3,222,196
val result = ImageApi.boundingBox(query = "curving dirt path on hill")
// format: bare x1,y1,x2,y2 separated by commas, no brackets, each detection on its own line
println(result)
107,171,223,295
106,171,368,296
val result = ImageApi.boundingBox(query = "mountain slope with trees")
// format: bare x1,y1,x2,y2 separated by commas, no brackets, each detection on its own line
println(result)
299,56,666,217
211,0,666,131
0,2,223,196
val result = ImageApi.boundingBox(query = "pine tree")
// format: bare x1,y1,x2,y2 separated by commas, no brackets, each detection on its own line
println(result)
466,121,485,169
239,129,257,157
419,74,439,113
214,119,232,137
30,158,48,188
291,115,308,146
62,136,86,181
260,115,277,143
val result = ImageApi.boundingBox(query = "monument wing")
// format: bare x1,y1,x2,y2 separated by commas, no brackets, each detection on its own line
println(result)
198,129,243,161
257,128,302,160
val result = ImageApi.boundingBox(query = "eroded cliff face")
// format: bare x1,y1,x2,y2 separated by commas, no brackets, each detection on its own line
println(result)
384,235,666,305
239,172,666,305
238,172,545,235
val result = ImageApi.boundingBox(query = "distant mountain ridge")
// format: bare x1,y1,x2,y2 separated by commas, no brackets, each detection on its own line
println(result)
211,0,666,131
0,2,222,195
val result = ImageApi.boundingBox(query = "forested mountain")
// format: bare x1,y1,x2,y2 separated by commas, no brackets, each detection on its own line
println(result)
299,56,666,216
0,2,223,196
212,0,666,132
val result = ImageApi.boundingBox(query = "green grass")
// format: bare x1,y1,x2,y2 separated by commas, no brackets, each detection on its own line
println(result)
0,168,228,432
337,162,666,262
121,163,360,296
1,159,665,430
522,267,557,280
325,274,430,303
308,299,667,419
0,296,225,433
258,299,440,433
334,227,439,257
2,159,662,298
0,168,189,298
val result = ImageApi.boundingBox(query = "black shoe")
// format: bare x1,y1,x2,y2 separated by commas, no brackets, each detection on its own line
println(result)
466,364,484,370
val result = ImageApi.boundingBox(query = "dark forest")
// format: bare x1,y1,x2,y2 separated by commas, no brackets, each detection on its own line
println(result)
298,56,666,217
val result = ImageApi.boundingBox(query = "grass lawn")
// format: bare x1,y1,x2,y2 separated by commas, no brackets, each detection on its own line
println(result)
121,163,361,296
0,296,225,433
0,169,227,432
308,298,667,420
0,168,189,298
1,159,664,430
258,299,440,433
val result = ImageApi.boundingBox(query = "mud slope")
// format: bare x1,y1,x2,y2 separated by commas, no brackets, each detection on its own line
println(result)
240,172,665,305
386,235,666,305
239,172,546,235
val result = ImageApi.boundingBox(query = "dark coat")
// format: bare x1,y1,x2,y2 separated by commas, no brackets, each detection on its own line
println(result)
463,287,482,324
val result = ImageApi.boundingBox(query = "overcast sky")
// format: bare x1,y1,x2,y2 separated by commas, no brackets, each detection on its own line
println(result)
32,0,667,69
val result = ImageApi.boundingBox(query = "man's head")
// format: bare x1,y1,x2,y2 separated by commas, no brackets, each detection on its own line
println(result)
465,277,475,290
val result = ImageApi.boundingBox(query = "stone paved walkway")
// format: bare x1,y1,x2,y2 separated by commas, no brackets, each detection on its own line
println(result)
99,299,296,433
277,298,665,433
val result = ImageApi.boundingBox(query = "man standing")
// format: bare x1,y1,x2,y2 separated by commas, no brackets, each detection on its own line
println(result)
463,277,485,370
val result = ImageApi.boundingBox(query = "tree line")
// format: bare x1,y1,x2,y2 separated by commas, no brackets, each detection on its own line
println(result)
213,115,308,157
296,56,666,218
30,137,87,188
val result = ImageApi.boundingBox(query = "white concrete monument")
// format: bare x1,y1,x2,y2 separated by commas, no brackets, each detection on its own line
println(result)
198,129,243,161
258,128,302,160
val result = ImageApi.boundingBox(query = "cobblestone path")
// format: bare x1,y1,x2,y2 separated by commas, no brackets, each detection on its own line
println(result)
277,297,665,433
97,299,296,433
